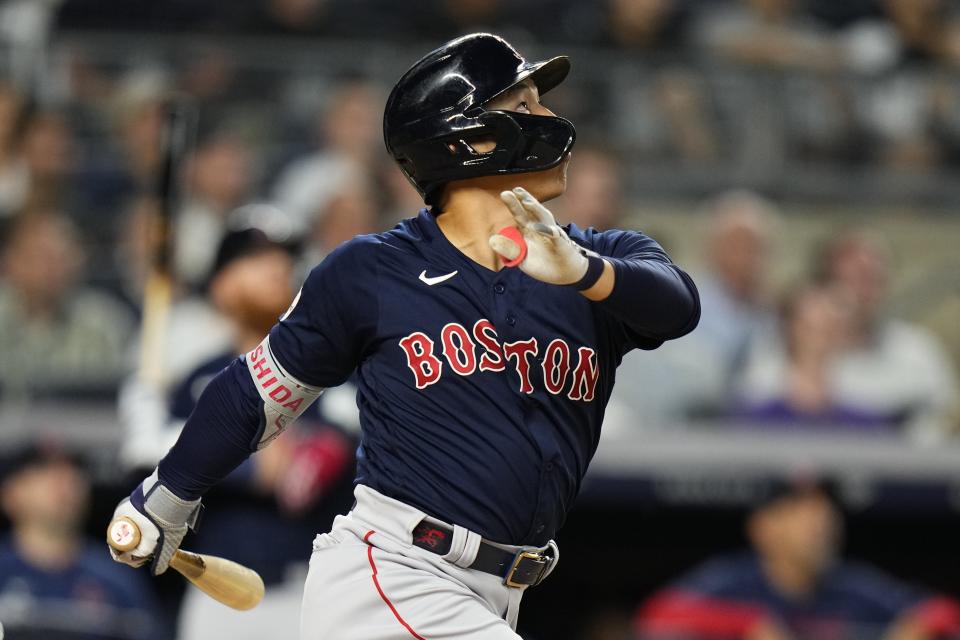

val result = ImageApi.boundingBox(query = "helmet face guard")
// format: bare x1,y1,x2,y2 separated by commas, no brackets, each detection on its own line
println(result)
384,33,576,206
394,110,576,205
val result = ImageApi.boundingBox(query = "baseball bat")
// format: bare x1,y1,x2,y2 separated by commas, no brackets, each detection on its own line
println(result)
107,516,265,611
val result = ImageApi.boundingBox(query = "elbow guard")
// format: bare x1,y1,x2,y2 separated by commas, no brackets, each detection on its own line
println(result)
245,336,324,449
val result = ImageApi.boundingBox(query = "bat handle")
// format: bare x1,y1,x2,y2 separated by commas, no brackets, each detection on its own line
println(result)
107,516,142,552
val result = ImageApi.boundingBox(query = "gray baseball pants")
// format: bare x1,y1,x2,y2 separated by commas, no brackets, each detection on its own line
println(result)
299,484,558,639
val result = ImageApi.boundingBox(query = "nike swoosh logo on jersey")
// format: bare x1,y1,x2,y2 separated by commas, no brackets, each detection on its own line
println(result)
419,269,458,286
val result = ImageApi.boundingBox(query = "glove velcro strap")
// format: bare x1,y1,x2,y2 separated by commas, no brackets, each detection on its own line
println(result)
142,470,202,530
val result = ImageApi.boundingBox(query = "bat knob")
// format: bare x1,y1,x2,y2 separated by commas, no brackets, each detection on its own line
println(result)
107,516,142,552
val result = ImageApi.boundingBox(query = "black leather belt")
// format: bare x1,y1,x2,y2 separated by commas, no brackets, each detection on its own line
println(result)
411,520,552,588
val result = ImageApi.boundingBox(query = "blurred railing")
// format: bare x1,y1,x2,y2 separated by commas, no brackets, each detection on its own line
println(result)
587,427,960,514
5,401,960,514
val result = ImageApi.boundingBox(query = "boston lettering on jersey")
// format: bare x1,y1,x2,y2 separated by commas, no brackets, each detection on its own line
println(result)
398,319,599,400
157,209,699,547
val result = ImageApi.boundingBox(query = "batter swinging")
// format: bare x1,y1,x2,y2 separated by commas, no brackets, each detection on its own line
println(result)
109,33,701,638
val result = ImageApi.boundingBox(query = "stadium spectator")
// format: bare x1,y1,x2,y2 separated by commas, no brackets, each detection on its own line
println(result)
0,82,27,219
860,66,943,172
271,79,383,225
110,195,156,310
71,71,168,281
733,284,892,429
606,0,688,52
436,0,505,34
815,231,959,440
0,442,166,640
695,191,778,379
634,478,960,640
881,0,960,64
110,72,166,193
607,191,776,430
299,167,380,274
250,0,332,34
0,212,135,401
15,110,75,215
232,0,391,37
610,64,720,166
854,1,960,170
692,0,840,71
174,133,256,288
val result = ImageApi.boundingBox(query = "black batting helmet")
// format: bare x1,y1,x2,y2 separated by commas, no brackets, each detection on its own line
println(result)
384,33,576,208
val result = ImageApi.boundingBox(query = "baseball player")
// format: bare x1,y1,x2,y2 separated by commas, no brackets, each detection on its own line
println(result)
109,33,701,638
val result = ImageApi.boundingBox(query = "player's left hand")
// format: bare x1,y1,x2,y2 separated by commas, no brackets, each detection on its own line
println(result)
108,474,202,576
490,187,599,286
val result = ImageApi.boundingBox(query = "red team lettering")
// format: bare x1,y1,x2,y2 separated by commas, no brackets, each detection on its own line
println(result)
568,346,599,402
503,338,539,394
398,332,444,389
399,321,599,401
542,339,571,395
441,323,477,376
473,319,506,372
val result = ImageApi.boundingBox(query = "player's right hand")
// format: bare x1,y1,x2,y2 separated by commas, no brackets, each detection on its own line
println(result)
108,471,202,576
491,187,597,286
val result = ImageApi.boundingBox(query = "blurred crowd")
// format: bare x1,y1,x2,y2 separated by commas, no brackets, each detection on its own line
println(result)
0,0,955,430
606,189,959,441
0,1,958,638
0,69,955,436
0,0,959,178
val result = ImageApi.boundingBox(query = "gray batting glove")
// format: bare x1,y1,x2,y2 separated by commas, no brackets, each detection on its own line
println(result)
109,469,202,575
490,187,600,285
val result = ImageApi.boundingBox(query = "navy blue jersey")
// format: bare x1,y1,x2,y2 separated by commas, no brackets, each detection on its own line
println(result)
635,552,960,640
264,210,698,544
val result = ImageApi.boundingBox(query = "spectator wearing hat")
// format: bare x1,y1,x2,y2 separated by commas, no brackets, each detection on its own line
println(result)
633,478,960,640
0,442,166,639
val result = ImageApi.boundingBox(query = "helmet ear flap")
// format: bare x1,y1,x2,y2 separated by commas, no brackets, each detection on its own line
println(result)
471,111,523,164
431,113,521,169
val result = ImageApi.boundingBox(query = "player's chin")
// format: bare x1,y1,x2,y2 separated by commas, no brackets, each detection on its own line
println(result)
527,164,568,202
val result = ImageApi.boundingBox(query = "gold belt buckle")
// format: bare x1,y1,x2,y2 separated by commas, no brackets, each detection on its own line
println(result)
505,550,546,588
